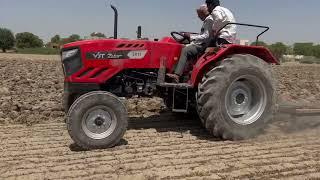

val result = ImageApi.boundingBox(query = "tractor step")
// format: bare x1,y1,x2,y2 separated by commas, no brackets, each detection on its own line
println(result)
158,83,192,89
156,60,191,113
172,87,189,113
172,108,188,113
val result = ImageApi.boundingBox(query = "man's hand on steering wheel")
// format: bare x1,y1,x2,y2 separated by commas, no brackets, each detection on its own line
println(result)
171,31,191,44
182,32,191,41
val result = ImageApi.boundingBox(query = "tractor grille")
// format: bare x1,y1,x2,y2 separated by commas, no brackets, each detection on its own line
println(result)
75,67,109,79
62,48,83,77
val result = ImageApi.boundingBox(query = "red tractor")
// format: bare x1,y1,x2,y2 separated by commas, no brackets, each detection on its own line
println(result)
62,5,278,149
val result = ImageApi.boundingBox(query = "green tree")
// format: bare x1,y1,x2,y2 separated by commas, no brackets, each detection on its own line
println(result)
293,43,314,56
286,46,294,55
61,34,81,44
68,34,81,42
16,32,43,48
90,32,106,38
50,35,61,44
251,41,268,47
0,28,15,52
269,42,288,59
312,45,320,58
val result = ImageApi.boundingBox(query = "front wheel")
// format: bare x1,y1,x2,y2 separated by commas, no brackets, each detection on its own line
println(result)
197,54,276,140
67,91,128,150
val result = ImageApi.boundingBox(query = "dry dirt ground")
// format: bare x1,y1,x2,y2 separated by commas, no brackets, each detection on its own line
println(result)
0,53,320,179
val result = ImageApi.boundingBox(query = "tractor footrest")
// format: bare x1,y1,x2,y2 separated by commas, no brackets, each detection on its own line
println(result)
159,83,192,89
172,109,188,113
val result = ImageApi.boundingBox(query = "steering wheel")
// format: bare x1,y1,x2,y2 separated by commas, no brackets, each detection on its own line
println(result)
171,32,190,44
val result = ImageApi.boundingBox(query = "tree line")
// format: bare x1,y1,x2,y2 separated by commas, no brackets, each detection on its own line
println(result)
0,27,107,52
252,41,320,60
1,27,320,60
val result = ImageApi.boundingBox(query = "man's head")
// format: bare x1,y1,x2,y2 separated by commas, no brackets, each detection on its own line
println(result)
197,4,210,21
205,0,220,13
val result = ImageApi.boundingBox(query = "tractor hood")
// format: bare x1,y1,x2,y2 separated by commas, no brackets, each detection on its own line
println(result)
63,37,178,49
62,37,182,63
63,39,121,49
61,37,183,84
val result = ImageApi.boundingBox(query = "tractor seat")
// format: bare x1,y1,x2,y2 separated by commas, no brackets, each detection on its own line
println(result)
207,38,232,48
205,47,216,53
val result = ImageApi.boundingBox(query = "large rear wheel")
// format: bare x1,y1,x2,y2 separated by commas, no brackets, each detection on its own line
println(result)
197,54,276,140
67,91,128,149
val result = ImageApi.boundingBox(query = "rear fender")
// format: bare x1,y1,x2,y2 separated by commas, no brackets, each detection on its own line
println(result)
190,44,279,87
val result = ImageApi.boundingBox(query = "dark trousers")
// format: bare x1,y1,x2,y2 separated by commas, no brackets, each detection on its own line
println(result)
174,44,205,76
174,38,230,76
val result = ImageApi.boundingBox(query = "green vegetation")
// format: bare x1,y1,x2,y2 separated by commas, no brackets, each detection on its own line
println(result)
251,41,320,64
252,41,289,61
1,26,320,61
50,35,61,44
250,41,268,47
299,56,320,64
293,43,320,58
293,43,314,56
16,32,43,48
46,34,83,49
269,42,288,59
16,48,59,55
0,28,15,52
61,34,81,44
90,32,106,38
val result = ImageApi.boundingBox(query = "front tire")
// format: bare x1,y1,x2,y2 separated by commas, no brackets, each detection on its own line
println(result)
67,91,128,149
197,54,276,140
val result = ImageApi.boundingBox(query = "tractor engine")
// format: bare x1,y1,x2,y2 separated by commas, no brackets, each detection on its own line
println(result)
103,70,158,97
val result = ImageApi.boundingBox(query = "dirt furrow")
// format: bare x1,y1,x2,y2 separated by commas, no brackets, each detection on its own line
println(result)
1,133,319,163
3,156,319,180
1,125,319,148
1,140,319,179
1,57,320,179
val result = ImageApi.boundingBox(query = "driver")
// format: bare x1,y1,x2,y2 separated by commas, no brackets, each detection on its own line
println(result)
167,4,214,83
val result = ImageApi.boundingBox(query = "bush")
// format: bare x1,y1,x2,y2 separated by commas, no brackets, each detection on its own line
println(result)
16,48,59,55
269,42,288,59
61,34,82,44
0,28,15,52
16,32,43,48
299,56,320,64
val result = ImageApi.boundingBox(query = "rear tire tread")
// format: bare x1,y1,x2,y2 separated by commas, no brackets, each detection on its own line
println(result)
197,54,276,140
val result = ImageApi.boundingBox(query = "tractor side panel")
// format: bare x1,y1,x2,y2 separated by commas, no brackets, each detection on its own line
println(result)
190,44,279,86
64,38,182,84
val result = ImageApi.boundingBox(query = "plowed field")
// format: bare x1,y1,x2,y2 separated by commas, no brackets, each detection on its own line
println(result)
0,54,319,179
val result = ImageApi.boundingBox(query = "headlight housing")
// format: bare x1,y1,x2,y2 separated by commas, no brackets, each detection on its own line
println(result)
61,48,82,77
62,49,79,61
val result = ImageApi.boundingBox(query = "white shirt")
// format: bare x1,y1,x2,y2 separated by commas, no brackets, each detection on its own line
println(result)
211,6,237,43
190,15,214,47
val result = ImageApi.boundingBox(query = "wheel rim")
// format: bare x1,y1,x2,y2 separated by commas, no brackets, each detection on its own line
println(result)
225,75,267,125
81,106,117,140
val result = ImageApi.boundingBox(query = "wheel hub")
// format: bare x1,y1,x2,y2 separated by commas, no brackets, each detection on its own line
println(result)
81,107,117,140
94,117,105,126
225,75,267,125
228,83,252,117
236,93,245,104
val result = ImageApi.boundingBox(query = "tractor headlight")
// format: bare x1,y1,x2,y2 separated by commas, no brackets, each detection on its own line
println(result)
62,49,79,61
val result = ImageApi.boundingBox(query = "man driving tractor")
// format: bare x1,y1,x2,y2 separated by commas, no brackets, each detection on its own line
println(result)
167,0,236,83
63,1,277,150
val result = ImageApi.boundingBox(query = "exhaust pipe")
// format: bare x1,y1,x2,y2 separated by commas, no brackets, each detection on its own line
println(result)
137,26,142,39
110,4,118,39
